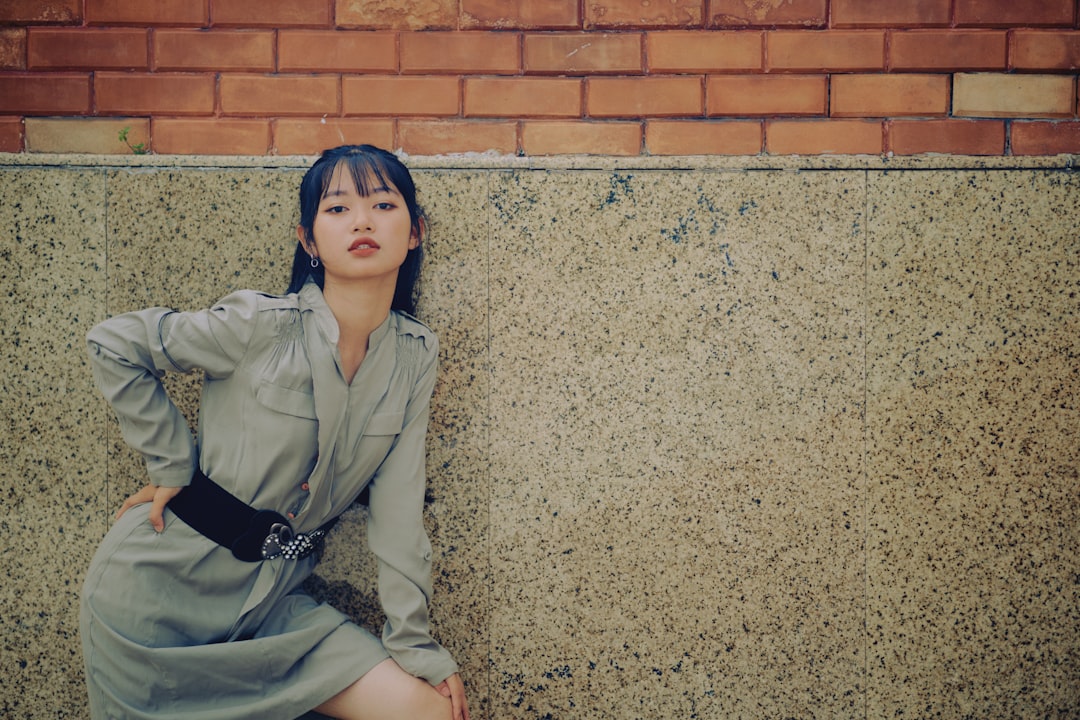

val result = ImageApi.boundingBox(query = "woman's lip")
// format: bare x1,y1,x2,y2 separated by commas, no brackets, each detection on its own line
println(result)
348,237,380,251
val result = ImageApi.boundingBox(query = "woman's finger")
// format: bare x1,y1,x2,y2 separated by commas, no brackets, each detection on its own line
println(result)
114,485,157,520
447,674,469,720
148,485,183,533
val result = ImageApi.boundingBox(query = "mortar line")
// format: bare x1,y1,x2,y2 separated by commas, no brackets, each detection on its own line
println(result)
484,169,494,720
862,168,871,720
101,168,112,527
8,156,1074,173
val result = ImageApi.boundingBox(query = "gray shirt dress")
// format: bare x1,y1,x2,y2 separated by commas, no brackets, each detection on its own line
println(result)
80,281,459,719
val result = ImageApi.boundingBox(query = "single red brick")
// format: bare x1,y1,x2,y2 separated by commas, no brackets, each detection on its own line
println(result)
766,119,883,154
1011,121,1080,154
0,28,27,70
95,72,214,115
461,0,579,29
1012,31,1080,70
647,31,761,72
709,0,825,28
274,118,395,155
465,77,582,118
86,0,207,25
0,0,80,24
398,119,517,154
25,117,150,153
522,120,641,154
401,31,519,73
343,76,459,116
153,118,271,154
707,75,826,116
279,30,396,73
335,0,456,29
890,30,1006,70
588,76,702,117
220,74,339,116
767,30,884,71
586,0,701,28
646,119,761,154
955,0,1075,27
524,32,641,74
953,72,1075,117
28,28,148,70
0,116,24,152
888,119,1005,154
831,74,949,117
154,30,273,72
832,0,950,27
0,73,89,114
212,0,330,27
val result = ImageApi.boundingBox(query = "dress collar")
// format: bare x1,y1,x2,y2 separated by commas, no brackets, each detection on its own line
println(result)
298,280,394,350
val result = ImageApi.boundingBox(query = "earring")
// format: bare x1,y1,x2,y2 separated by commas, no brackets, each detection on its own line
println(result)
309,256,320,269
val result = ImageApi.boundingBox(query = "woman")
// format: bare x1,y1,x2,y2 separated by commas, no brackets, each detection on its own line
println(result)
80,145,469,720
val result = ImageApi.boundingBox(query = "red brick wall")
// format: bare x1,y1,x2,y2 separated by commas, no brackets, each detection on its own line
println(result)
1,0,1078,155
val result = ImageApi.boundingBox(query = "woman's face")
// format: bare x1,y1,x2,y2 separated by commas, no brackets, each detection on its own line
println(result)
302,162,419,289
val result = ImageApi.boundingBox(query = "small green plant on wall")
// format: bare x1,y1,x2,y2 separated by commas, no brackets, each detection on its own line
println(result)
118,126,148,155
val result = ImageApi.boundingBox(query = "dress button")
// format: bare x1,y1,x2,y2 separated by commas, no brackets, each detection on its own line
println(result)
287,512,296,519
301,482,310,491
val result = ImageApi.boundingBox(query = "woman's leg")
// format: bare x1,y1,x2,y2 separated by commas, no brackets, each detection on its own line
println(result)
315,659,452,720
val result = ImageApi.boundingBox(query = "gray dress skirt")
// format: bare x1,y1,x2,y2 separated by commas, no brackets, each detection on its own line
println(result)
80,283,459,719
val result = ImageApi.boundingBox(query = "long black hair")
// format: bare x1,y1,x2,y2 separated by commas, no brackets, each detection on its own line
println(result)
287,145,425,316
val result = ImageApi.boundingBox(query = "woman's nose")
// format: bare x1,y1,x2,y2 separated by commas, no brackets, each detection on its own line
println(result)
351,208,373,230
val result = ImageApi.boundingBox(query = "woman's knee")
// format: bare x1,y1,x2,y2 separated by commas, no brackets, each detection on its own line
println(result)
316,659,452,720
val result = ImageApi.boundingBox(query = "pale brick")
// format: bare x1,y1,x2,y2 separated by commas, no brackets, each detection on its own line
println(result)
953,73,1075,118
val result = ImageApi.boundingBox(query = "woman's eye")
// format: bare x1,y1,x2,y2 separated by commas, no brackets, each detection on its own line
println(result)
375,202,396,210
326,205,347,213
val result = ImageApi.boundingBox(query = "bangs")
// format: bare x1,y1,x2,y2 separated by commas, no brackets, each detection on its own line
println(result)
319,153,398,199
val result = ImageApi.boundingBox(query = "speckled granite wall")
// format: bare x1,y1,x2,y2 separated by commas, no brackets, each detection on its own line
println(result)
0,155,1076,719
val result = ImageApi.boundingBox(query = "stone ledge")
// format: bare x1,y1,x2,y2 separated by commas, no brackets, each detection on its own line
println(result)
0,151,1076,171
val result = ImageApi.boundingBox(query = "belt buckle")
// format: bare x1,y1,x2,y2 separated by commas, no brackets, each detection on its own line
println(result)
260,522,294,560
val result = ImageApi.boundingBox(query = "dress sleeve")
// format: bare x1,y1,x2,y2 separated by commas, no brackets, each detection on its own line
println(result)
365,335,460,686
86,291,258,488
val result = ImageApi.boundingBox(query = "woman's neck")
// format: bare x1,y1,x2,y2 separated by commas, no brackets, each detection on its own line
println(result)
320,278,395,382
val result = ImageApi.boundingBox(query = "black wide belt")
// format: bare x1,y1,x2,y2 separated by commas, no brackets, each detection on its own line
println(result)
168,468,333,562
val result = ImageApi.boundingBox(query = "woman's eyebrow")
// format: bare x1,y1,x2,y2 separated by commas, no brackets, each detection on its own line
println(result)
321,185,398,199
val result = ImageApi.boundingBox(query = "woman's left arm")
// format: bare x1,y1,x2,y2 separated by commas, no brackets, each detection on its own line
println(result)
365,333,463,688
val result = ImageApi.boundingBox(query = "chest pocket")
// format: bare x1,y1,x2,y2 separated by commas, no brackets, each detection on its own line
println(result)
366,411,404,436
256,381,317,420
